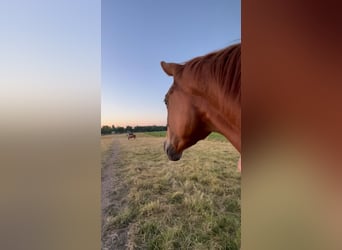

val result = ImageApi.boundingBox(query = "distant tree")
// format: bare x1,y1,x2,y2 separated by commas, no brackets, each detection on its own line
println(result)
101,125,112,135
115,126,125,134
125,126,133,133
133,125,167,132
105,124,166,134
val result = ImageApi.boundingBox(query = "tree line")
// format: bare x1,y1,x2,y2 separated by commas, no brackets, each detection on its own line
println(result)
101,125,167,135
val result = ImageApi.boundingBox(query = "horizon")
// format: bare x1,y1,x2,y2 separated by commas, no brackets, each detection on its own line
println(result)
101,121,166,128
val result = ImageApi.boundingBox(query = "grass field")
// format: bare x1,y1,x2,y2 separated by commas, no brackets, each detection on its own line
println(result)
102,132,240,249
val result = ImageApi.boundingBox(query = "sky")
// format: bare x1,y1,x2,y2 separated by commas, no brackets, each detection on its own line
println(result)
101,0,240,127
1,0,100,131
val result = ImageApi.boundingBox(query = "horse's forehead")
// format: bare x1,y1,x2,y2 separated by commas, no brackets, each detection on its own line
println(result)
176,70,198,89
166,70,197,101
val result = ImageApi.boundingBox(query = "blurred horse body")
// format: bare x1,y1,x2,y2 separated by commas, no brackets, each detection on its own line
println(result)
161,43,241,170
128,134,136,140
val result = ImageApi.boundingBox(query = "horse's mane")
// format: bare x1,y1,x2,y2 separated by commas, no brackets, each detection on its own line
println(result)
183,43,241,103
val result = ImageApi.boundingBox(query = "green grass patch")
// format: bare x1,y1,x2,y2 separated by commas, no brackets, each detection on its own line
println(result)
144,131,166,137
145,131,227,142
206,132,227,142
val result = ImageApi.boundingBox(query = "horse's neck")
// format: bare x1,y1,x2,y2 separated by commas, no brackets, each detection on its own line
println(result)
198,95,241,152
213,100,240,152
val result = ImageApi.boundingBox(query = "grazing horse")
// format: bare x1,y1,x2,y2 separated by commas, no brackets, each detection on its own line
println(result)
128,134,136,140
161,43,241,170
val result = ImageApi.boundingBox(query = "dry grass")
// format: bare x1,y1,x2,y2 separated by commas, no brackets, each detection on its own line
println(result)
101,133,240,249
101,134,116,161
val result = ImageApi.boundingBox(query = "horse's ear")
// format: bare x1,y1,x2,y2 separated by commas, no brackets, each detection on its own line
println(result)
160,61,180,76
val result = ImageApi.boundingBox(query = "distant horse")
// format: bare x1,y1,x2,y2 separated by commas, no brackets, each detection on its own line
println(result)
161,43,241,170
128,134,136,140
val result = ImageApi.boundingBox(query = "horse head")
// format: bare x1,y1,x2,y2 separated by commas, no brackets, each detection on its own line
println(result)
161,61,211,161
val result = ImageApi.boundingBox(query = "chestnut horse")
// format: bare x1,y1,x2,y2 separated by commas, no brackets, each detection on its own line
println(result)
161,43,241,170
128,134,136,140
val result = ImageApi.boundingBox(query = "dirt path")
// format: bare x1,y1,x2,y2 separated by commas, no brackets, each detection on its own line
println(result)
101,139,130,250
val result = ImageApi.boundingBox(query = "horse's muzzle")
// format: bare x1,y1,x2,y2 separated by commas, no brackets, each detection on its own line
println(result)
164,141,182,161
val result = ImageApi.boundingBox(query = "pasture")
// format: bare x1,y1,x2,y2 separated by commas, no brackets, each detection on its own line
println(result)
102,132,240,249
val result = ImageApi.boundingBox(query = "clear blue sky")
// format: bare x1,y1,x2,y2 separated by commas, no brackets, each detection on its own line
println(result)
101,0,240,127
